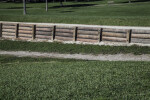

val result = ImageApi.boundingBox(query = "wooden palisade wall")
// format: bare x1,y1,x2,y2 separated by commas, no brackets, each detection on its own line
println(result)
0,22,150,44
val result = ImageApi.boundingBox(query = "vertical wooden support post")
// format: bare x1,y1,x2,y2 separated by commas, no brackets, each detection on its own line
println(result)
15,24,19,38
0,23,2,38
73,26,78,41
32,25,36,40
51,25,56,41
126,29,132,43
98,28,103,42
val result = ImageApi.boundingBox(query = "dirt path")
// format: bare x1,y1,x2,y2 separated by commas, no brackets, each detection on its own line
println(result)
0,51,150,61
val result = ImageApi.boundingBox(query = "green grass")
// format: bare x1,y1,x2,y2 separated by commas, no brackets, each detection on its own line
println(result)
0,55,150,99
0,0,150,26
0,40,150,55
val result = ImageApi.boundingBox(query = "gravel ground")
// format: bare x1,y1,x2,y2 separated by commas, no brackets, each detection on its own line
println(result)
0,51,150,61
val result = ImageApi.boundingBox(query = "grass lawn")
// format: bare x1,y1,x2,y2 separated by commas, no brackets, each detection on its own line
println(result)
0,0,150,26
0,55,150,99
0,40,150,55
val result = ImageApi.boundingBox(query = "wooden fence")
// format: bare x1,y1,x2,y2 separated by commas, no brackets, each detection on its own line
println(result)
0,22,150,44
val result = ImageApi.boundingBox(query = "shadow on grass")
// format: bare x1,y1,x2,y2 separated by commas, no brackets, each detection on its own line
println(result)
50,4,96,8
7,7,31,9
122,0,150,3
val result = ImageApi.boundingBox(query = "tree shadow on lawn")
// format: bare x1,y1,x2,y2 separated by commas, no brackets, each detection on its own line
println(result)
50,4,97,8
122,0,150,3
7,7,31,9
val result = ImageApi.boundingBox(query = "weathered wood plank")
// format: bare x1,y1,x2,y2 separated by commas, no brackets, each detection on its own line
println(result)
19,33,32,37
2,32,15,36
78,27,98,31
2,35,15,38
78,30,98,35
103,32,126,38
131,38,150,44
2,23,16,26
19,30,32,34
19,27,32,31
2,25,15,29
19,24,33,27
36,28,52,32
132,34,150,39
56,29,73,33
2,29,16,33
103,36,126,42
56,32,73,37
77,34,98,40
55,36,72,41
103,28,127,33
36,31,51,36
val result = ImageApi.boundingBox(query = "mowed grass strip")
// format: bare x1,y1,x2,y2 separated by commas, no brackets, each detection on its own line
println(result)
0,40,150,55
0,0,150,26
0,55,150,99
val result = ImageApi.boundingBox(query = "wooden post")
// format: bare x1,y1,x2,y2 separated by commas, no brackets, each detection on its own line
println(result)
15,24,19,38
32,25,36,40
126,29,132,43
73,27,78,41
0,23,2,38
51,25,56,41
98,28,103,42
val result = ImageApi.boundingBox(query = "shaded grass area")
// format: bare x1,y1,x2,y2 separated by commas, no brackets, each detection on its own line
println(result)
0,55,150,99
0,40,150,55
0,1,150,26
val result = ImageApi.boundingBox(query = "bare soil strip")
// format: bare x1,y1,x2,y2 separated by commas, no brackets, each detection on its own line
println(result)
0,51,150,61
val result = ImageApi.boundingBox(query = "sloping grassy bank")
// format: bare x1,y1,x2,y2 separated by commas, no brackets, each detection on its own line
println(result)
0,40,150,55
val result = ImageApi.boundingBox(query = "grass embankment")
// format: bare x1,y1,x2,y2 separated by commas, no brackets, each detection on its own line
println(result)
0,0,150,26
0,55,150,99
0,40,150,55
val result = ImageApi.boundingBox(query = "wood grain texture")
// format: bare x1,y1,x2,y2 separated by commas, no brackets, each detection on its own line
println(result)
56,32,73,37
19,30,32,34
2,29,16,33
77,38,98,43
19,27,32,31
2,25,15,29
36,35,51,39
36,31,51,36
78,30,98,36
55,36,72,41
56,29,73,33
103,36,126,42
103,32,126,38
132,34,150,39
2,32,15,36
77,34,98,40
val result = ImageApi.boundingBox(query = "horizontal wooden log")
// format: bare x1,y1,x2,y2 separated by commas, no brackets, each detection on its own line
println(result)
2,25,15,29
2,29,15,33
56,29,73,33
55,36,72,41
131,38,150,44
2,23,16,26
103,32,126,38
132,34,150,39
103,28,127,33
2,35,15,38
78,27,98,31
78,30,98,35
19,34,32,37
77,38,98,43
19,27,32,31
36,28,52,32
2,32,15,36
36,35,51,39
56,32,73,37
102,36,126,42
36,25,53,28
77,34,98,40
19,30,32,34
56,26,74,29
36,31,51,35
132,29,150,34
19,24,33,27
